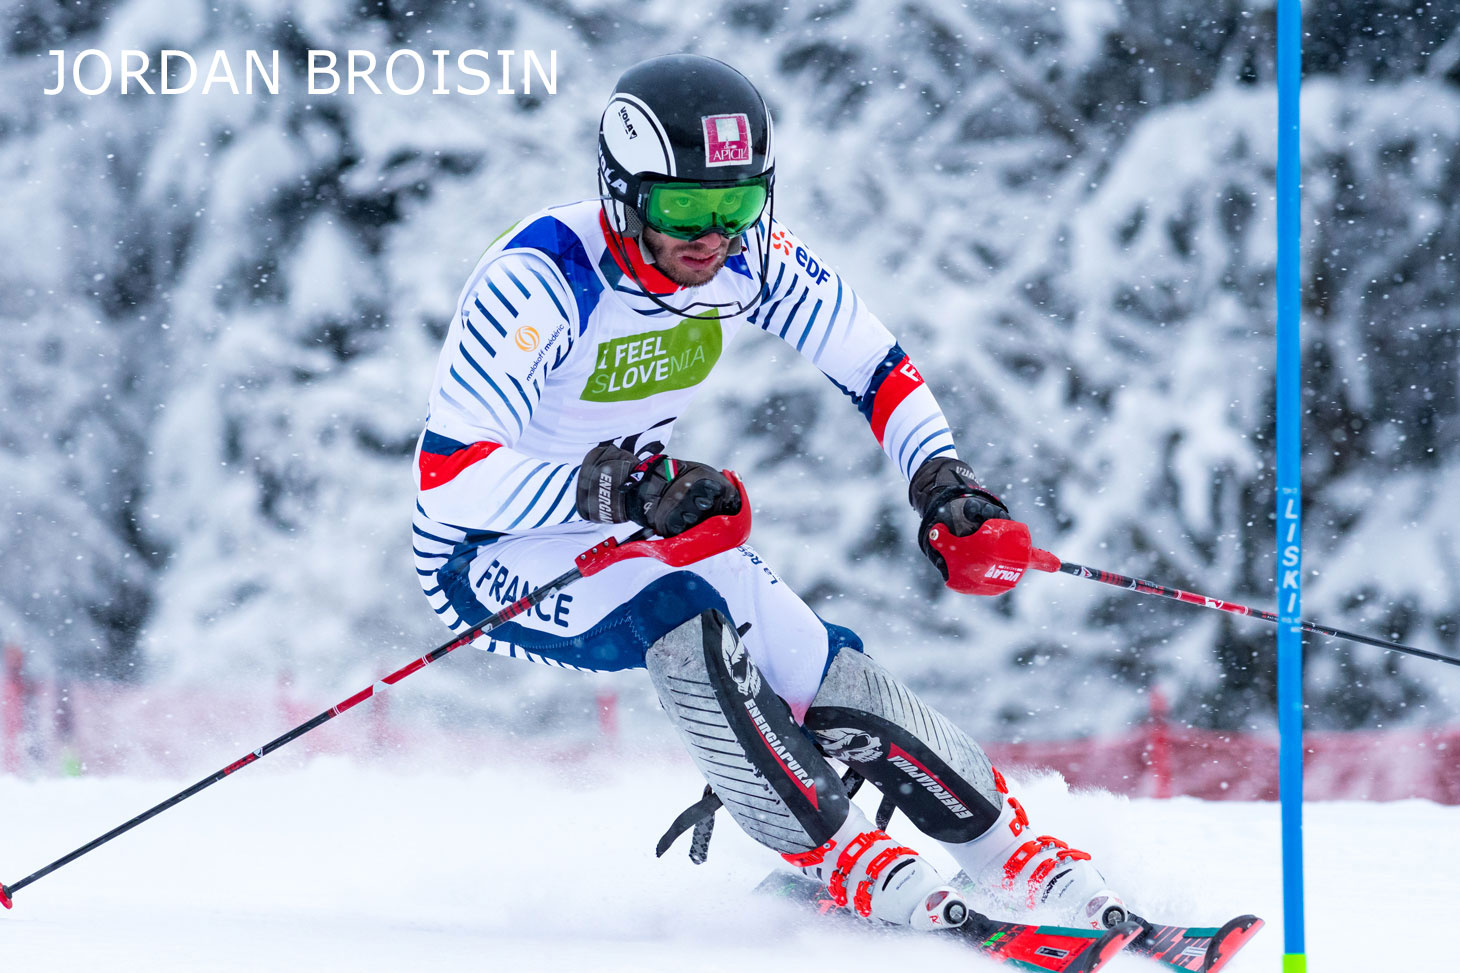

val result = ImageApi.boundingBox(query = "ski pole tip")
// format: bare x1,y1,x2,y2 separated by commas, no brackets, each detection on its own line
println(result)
1,882,12,909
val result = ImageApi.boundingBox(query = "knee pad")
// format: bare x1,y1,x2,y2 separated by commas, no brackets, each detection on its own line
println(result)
803,649,1001,842
645,610,849,854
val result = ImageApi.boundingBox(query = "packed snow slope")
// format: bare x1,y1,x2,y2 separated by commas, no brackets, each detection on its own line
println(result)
2,753,1452,972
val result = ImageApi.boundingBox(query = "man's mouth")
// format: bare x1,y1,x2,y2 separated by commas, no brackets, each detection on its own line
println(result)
679,250,721,269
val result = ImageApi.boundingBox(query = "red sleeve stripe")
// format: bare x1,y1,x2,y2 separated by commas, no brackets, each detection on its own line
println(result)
419,440,503,490
867,355,925,445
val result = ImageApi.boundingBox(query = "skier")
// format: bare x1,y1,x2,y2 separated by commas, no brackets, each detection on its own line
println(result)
413,54,1127,933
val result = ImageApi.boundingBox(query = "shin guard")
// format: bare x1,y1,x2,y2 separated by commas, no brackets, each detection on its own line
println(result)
802,649,1124,929
645,610,849,854
803,649,1003,843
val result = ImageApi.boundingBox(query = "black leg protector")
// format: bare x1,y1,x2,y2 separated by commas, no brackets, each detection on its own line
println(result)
804,649,1002,843
645,610,850,854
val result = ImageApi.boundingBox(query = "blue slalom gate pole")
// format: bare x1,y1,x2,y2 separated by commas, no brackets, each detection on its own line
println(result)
1276,1,1306,971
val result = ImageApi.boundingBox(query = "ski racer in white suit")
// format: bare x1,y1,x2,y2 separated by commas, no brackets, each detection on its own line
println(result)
413,54,1128,933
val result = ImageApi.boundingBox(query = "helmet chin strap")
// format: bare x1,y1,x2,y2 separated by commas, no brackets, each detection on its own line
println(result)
597,175,773,322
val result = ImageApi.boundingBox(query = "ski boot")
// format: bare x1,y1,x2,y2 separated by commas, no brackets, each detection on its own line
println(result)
948,771,1128,930
783,812,968,930
999,832,1129,930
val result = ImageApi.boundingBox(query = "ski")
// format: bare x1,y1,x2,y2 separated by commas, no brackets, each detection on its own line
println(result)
942,869,1264,972
756,870,1141,972
1123,914,1265,972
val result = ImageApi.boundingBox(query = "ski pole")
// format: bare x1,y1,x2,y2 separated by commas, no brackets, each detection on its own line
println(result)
926,521,1460,668
0,474,753,910
1024,546,1460,669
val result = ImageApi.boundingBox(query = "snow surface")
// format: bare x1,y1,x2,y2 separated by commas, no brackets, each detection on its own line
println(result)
3,751,1453,972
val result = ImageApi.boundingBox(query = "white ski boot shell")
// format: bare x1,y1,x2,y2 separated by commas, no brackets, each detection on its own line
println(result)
948,782,1128,930
783,812,968,930
1005,833,1129,930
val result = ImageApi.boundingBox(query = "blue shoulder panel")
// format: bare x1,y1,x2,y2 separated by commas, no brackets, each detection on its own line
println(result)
505,217,604,335
724,252,753,280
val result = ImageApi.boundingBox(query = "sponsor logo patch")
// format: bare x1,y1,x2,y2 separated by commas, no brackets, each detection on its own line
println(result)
703,113,752,167
721,626,762,699
813,727,884,763
617,105,638,139
745,698,819,808
598,153,631,196
580,311,722,402
887,743,975,819
514,325,540,352
793,244,832,285
595,470,616,522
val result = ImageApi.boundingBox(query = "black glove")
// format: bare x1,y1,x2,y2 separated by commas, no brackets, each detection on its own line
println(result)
908,456,1009,581
576,445,740,537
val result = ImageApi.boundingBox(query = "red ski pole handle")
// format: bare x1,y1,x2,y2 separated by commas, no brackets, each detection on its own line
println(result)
575,471,753,577
926,519,1044,596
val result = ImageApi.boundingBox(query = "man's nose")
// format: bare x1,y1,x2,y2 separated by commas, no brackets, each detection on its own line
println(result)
689,231,727,248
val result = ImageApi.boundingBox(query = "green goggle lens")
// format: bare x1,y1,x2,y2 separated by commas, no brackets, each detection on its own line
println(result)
642,179,770,240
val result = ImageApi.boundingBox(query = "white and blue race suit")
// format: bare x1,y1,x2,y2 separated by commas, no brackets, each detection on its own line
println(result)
413,199,960,717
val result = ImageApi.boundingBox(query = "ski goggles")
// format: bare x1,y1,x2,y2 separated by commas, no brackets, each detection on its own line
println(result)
638,175,772,240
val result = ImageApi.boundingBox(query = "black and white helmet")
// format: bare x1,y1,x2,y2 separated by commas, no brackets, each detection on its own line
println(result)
598,54,776,238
